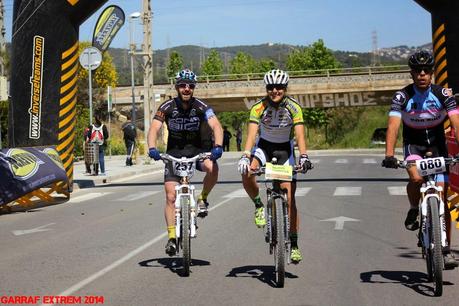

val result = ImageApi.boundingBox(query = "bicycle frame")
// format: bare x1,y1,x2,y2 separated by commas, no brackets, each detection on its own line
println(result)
174,175,197,239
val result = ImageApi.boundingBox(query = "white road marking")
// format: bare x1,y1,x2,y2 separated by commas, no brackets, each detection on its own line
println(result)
223,188,248,198
69,192,112,203
12,223,55,236
388,186,406,196
363,158,377,164
114,191,161,202
333,187,361,196
296,187,312,196
321,216,360,230
335,159,348,164
43,196,234,306
221,162,236,166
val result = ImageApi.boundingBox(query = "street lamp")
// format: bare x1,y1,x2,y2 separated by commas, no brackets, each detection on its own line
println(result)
129,12,141,128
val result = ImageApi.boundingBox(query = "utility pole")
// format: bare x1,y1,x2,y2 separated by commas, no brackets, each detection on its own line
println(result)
0,0,6,76
142,0,153,145
371,30,380,66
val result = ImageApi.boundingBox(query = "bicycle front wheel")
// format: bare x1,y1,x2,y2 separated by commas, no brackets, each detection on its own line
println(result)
273,197,286,288
427,197,443,296
181,196,191,276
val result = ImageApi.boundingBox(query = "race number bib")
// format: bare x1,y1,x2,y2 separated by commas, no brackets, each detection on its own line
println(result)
172,161,196,177
415,157,446,176
265,163,293,181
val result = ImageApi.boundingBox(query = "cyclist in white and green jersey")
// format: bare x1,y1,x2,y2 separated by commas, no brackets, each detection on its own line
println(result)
238,69,312,263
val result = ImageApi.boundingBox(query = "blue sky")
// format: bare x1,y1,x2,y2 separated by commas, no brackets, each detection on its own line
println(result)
3,0,432,52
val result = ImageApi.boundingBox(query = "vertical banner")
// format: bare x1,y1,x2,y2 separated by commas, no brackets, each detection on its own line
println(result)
92,5,125,52
9,0,109,190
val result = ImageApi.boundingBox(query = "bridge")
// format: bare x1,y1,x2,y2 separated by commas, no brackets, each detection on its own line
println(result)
112,65,413,113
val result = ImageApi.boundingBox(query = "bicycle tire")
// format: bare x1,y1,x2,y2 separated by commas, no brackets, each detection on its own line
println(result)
181,196,191,276
427,197,443,296
273,197,285,288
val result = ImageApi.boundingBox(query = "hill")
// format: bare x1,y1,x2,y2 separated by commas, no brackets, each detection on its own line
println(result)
109,42,433,85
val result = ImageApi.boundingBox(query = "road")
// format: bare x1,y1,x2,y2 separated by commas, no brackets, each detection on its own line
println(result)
1,153,459,306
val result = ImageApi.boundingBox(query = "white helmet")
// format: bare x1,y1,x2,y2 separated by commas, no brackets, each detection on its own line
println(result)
263,69,289,86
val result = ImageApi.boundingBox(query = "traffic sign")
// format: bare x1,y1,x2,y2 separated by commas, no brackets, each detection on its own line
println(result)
79,47,102,70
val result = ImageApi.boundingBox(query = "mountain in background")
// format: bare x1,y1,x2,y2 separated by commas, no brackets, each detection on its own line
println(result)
110,42,433,85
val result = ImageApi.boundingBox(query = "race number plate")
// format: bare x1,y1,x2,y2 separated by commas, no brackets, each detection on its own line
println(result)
265,163,293,181
172,160,196,177
415,157,446,176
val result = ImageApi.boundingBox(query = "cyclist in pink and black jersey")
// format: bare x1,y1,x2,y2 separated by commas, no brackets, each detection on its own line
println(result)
382,50,459,268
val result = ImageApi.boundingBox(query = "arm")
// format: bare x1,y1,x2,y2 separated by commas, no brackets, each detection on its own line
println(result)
294,124,307,155
449,113,459,143
385,116,401,156
207,116,223,146
147,119,163,149
243,122,259,154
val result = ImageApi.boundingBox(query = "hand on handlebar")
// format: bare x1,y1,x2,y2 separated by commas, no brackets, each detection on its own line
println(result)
381,156,398,168
299,154,313,172
148,147,161,161
238,155,251,175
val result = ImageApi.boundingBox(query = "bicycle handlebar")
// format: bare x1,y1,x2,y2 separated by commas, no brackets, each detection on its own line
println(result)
394,157,459,169
159,152,211,164
250,165,307,176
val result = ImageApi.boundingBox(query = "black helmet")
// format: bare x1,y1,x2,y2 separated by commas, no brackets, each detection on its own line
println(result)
408,50,434,69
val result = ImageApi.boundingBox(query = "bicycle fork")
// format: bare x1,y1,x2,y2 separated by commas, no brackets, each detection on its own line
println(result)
420,188,448,250
174,185,198,239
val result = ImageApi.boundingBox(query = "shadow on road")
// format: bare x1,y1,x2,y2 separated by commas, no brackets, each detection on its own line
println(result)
360,270,454,296
226,265,298,288
138,258,210,277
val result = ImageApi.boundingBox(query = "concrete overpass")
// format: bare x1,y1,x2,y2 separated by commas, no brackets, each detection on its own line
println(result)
112,65,413,113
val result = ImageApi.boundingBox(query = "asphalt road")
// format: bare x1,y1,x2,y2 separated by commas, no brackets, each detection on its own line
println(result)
1,153,459,306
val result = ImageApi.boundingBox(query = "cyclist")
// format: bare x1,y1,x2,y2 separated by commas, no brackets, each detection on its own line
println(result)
147,69,224,256
382,50,459,269
238,69,312,264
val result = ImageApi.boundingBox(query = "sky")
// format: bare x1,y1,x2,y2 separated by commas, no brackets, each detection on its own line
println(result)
2,0,432,52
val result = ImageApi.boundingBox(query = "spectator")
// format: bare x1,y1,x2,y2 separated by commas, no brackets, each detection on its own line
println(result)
122,118,137,166
235,127,243,151
83,127,92,175
88,116,109,175
223,126,232,151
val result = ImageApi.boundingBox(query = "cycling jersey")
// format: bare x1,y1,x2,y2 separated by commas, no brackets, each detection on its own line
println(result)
389,84,459,146
154,97,216,156
249,96,304,143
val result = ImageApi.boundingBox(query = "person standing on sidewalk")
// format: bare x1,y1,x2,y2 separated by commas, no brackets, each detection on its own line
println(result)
122,118,137,166
223,126,232,151
235,127,243,151
89,116,109,176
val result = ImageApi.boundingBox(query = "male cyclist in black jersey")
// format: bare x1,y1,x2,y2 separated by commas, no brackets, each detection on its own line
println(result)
147,69,224,256
238,69,312,263
382,50,459,269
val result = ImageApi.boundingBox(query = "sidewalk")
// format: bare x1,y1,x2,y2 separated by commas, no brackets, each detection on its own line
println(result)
72,152,243,190
72,149,391,190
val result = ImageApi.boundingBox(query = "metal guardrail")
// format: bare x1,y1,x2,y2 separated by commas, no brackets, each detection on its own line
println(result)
167,65,410,85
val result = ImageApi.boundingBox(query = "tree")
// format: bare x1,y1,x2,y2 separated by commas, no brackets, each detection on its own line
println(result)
77,41,118,115
287,39,341,73
229,52,257,77
255,58,276,73
166,51,184,80
201,50,224,79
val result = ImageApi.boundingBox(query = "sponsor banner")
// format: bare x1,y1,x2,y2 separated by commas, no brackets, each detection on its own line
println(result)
447,132,459,192
92,5,125,52
0,147,68,206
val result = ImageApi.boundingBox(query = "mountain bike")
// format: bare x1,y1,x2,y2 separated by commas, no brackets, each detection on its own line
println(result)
252,158,307,288
395,155,459,296
160,152,210,276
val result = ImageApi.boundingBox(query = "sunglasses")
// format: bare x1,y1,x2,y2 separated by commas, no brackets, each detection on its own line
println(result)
177,83,196,89
412,67,433,74
266,84,287,91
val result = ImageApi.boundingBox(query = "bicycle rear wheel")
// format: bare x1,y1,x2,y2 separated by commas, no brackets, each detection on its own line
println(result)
273,197,285,288
427,197,443,296
181,196,191,276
